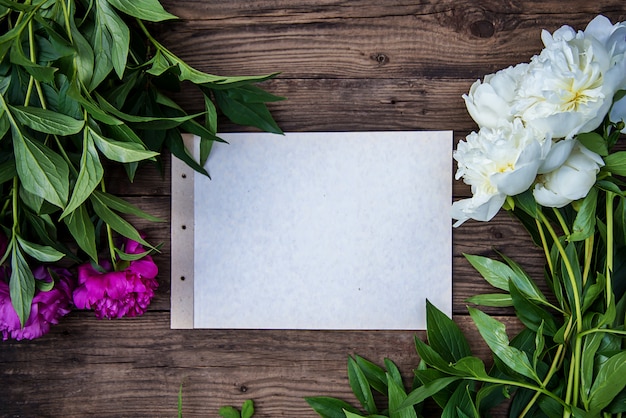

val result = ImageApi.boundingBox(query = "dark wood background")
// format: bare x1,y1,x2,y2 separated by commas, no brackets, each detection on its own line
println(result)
2,1,625,417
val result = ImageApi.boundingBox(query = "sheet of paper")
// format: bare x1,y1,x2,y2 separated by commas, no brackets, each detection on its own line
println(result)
171,131,452,330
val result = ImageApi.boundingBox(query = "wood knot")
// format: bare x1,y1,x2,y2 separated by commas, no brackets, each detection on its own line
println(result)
370,52,390,65
470,20,495,38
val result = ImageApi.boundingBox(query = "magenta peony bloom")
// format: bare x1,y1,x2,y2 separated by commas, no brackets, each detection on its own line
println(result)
72,238,158,319
0,266,74,341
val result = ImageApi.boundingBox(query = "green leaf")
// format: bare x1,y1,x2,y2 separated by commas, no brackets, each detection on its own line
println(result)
442,382,474,418
9,242,35,327
9,38,57,82
509,281,558,336
9,105,84,135
89,127,159,163
513,189,538,219
588,351,626,413
304,396,361,418
354,356,388,395
12,129,69,208
92,190,162,222
398,377,461,410
388,373,418,418
0,158,16,185
425,299,471,362
414,336,458,375
348,357,377,415
240,400,254,418
63,203,98,262
466,293,513,307
214,88,283,134
106,0,177,21
96,92,205,129
604,151,626,176
580,331,604,405
16,236,64,263
61,133,104,219
95,0,129,79
468,307,539,382
452,357,489,379
577,132,608,156
217,406,240,418
569,187,597,242
497,251,548,304
69,13,95,89
90,193,153,249
166,130,209,177
384,358,404,389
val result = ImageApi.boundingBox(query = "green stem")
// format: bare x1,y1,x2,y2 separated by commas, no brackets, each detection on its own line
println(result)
582,235,593,287
552,207,571,236
471,376,568,408
60,0,74,42
538,211,584,411
606,192,615,309
536,218,554,276
538,211,583,329
100,181,116,268
519,316,574,418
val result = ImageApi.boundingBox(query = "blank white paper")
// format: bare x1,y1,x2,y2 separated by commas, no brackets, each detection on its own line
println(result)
171,131,452,330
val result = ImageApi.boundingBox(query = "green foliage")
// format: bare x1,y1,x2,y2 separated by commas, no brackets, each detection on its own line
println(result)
0,0,283,326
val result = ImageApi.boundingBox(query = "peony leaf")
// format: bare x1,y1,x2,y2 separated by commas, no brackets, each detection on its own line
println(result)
63,203,98,262
304,396,361,418
577,132,608,156
9,38,56,82
214,88,283,134
9,242,35,327
90,193,153,250
9,105,84,135
16,236,64,263
0,158,16,185
354,356,388,395
569,187,598,242
604,151,626,176
398,376,461,411
60,133,104,220
12,129,69,208
588,351,626,414
425,299,471,363
387,372,418,418
89,128,159,163
92,190,162,222
348,356,377,415
466,293,513,307
94,0,129,79
106,0,177,22
468,307,539,382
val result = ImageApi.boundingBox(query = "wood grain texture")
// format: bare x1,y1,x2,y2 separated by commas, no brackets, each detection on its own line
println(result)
1,312,524,417
2,1,625,417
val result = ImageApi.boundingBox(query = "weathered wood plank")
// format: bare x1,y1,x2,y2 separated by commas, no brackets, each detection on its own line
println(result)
0,312,523,418
154,1,625,80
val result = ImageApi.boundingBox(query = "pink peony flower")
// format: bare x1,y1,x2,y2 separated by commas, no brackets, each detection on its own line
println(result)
0,266,74,341
72,238,158,319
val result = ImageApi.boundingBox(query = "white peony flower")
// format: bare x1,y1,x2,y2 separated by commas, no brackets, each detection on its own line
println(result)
452,119,544,225
463,63,529,129
514,17,626,140
533,142,604,208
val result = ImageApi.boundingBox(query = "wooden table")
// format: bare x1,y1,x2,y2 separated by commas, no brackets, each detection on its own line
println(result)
2,2,625,417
